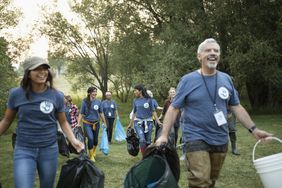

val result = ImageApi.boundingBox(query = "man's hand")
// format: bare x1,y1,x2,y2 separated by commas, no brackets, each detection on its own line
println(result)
252,128,273,142
155,135,168,146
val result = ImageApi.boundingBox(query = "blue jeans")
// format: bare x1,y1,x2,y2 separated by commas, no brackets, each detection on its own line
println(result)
13,143,58,188
134,120,153,148
84,122,100,149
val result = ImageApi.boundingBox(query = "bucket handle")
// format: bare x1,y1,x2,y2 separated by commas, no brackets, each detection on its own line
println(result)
252,137,282,162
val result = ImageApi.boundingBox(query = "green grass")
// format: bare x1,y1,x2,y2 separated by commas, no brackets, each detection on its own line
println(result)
1,114,282,188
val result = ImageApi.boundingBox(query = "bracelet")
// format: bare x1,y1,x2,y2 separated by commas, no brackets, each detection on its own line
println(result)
248,125,257,133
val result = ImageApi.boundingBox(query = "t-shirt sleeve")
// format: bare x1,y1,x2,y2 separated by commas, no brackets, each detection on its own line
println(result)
172,77,188,109
56,92,65,112
100,101,105,112
151,99,156,111
80,100,86,115
227,77,240,106
98,101,102,113
7,88,17,110
114,101,117,110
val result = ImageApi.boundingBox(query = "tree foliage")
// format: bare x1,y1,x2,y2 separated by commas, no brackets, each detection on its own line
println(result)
41,0,114,97
0,1,21,118
109,0,282,111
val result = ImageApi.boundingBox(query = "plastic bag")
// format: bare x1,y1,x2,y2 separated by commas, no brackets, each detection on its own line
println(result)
114,119,126,142
57,131,70,157
124,144,179,188
99,126,109,155
57,152,105,188
69,126,85,154
126,128,139,156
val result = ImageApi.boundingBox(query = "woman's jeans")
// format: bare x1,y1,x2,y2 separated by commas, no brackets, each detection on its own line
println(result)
13,143,58,188
83,122,100,149
134,120,153,148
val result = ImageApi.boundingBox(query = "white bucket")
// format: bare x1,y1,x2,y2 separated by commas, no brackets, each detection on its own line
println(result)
253,137,282,188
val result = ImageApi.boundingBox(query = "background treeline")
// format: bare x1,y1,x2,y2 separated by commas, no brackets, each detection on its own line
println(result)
1,0,282,117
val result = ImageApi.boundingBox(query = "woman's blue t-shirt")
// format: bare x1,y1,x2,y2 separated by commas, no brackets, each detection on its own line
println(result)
80,99,102,122
133,98,156,119
101,99,117,118
7,87,65,148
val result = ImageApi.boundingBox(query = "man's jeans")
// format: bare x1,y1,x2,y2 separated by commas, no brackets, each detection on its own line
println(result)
13,143,58,188
185,140,228,188
134,120,153,148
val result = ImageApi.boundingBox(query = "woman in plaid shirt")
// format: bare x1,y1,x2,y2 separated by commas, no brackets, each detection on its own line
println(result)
64,95,79,129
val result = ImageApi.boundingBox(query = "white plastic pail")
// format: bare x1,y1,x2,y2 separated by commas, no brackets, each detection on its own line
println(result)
253,137,282,188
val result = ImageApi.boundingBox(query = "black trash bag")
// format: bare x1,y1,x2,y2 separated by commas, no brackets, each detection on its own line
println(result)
57,152,105,188
57,131,70,157
126,127,139,156
124,144,179,188
69,126,85,154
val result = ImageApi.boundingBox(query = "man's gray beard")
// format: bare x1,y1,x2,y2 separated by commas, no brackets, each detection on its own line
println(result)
207,62,218,69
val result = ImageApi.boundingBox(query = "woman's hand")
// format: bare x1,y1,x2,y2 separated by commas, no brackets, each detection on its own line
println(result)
71,138,85,153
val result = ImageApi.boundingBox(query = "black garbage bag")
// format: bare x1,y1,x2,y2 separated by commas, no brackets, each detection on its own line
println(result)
57,152,105,188
57,131,70,157
124,144,180,188
126,128,139,156
69,126,85,154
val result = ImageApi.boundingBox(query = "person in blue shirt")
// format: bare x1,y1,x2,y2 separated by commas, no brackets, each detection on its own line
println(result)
127,84,162,156
146,90,163,142
101,91,119,144
156,38,272,188
0,56,84,188
78,87,107,162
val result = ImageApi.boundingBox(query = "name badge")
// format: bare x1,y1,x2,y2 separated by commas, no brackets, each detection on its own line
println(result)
214,110,227,126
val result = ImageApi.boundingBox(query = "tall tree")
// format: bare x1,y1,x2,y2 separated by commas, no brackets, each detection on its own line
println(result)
41,0,113,97
0,0,21,117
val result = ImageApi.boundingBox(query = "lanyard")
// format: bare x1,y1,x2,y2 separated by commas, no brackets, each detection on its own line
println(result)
200,70,218,110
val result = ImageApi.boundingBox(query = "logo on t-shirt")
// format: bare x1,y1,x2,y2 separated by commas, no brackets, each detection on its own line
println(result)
218,87,229,100
110,104,115,108
144,102,149,108
93,105,99,110
40,101,54,114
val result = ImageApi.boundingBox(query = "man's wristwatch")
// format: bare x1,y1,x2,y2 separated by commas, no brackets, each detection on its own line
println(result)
248,125,257,133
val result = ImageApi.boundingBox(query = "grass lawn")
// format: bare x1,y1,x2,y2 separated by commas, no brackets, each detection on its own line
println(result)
1,114,282,188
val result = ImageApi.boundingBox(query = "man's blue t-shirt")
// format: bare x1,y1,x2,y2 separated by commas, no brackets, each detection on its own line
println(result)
101,99,117,118
133,98,156,119
80,99,102,122
7,87,65,148
172,70,240,145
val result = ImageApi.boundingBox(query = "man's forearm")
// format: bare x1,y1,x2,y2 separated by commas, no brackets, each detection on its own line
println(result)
230,104,255,130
